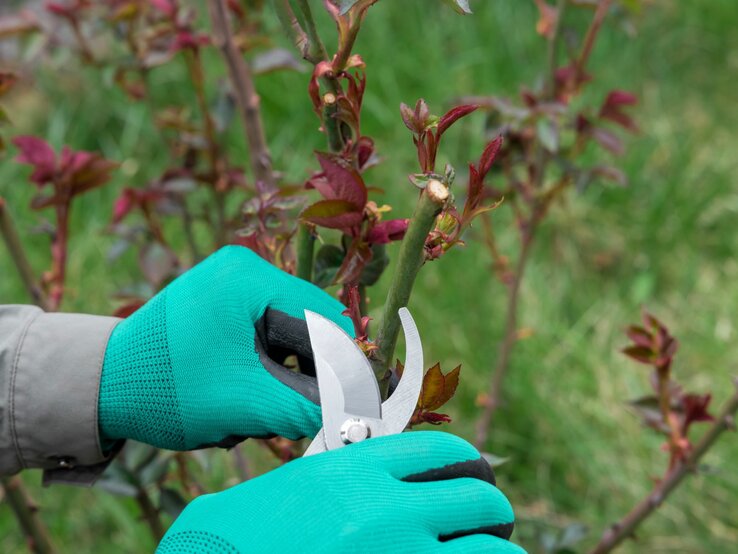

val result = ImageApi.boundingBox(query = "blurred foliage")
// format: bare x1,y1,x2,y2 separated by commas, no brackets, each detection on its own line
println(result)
0,1,737,553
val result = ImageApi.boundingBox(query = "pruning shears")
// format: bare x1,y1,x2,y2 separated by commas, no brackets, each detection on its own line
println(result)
302,307,423,456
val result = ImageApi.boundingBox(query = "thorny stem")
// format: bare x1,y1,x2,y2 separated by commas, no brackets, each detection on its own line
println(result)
655,366,688,470
135,486,165,542
574,0,613,81
295,222,316,281
475,0,611,447
475,221,537,448
277,0,344,151
272,0,312,62
181,208,201,262
480,211,509,282
232,445,252,481
295,0,330,64
183,49,227,246
174,453,206,497
69,18,95,65
48,204,69,312
0,200,57,551
0,476,57,554
589,379,738,554
545,0,568,98
370,181,449,393
209,0,276,188
185,50,219,172
0,199,50,310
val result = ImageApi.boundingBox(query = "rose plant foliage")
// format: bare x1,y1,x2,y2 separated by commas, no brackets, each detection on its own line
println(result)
0,2,735,554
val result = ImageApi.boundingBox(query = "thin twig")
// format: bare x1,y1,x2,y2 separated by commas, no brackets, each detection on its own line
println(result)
0,201,58,552
48,204,69,311
0,476,57,554
589,379,738,554
135,486,165,542
0,198,49,310
545,0,568,98
209,0,275,188
475,223,536,448
275,0,344,151
232,444,252,481
574,0,613,80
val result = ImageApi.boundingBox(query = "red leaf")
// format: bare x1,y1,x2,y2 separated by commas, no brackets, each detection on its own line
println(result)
355,136,375,169
591,127,624,156
418,412,452,425
599,90,638,132
171,31,210,53
626,325,652,348
0,72,18,97
681,393,714,436
341,284,370,340
366,218,409,245
308,60,333,113
112,192,134,224
150,0,177,18
301,199,363,230
419,363,461,411
59,147,117,195
603,90,638,108
335,240,372,284
478,135,503,178
622,345,653,365
13,135,56,185
437,104,478,137
400,102,418,133
313,152,367,208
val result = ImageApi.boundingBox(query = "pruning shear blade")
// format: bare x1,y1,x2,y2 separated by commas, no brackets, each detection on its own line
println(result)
303,307,423,456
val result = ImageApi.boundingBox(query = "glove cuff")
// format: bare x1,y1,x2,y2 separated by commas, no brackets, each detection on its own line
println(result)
99,291,186,450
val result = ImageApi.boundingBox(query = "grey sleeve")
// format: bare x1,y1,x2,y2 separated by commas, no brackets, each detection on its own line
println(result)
0,305,123,485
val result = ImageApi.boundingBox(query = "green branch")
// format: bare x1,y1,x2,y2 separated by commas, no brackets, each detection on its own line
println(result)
295,222,316,282
370,180,449,391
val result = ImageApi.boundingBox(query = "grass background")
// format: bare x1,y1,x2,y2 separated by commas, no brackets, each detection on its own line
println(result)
1,0,737,552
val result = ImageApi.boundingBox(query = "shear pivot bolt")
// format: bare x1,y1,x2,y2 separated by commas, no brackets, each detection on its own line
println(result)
340,418,371,445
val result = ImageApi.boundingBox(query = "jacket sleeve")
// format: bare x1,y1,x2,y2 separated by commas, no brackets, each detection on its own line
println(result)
0,305,123,486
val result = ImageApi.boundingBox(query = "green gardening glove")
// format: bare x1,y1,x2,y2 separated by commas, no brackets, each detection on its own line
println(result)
99,245,353,450
157,432,526,554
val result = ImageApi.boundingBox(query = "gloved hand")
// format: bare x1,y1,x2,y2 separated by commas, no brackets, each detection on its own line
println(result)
98,245,353,450
157,432,526,554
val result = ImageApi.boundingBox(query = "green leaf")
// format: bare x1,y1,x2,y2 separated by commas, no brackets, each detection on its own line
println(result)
536,118,559,153
359,244,389,286
313,244,344,288
442,0,472,15
252,48,305,75
301,199,362,230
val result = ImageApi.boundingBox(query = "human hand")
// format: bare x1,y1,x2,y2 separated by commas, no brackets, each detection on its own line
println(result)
98,245,352,450
157,432,525,553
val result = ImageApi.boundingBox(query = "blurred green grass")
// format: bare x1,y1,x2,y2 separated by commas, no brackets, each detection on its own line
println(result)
1,1,738,552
